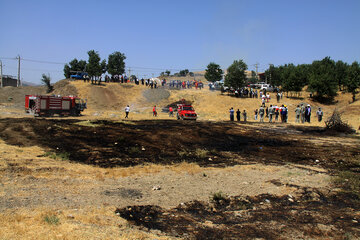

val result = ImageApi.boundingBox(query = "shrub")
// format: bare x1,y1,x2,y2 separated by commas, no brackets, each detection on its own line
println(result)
44,215,60,225
128,146,141,154
194,148,209,158
211,191,227,203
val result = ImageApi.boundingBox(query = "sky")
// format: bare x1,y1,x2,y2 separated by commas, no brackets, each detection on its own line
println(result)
0,0,360,84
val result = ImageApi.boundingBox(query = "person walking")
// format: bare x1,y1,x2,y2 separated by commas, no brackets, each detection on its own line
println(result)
242,110,247,122
295,105,301,123
316,108,323,122
229,107,235,121
169,106,173,117
153,105,157,117
259,106,265,122
125,105,130,118
236,109,241,121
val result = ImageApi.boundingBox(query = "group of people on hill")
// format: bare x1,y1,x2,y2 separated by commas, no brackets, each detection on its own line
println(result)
229,103,324,123
169,80,204,89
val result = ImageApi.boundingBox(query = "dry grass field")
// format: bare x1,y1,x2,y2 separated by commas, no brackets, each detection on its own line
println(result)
0,78,359,239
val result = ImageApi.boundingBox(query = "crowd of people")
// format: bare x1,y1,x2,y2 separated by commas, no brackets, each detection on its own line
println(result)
229,93,324,124
169,80,204,89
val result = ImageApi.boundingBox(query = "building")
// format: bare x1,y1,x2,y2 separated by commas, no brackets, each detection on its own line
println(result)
1,75,18,87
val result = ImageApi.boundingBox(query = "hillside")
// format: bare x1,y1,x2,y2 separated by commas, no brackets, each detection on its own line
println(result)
0,79,359,131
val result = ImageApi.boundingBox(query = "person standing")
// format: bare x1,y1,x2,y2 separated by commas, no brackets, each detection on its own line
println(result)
259,106,265,122
275,108,279,122
295,105,301,123
242,110,247,122
284,105,288,122
229,107,235,121
153,105,157,117
306,104,311,123
254,109,258,120
169,106,173,117
125,105,130,118
300,104,306,123
236,109,241,121
269,105,274,123
316,108,323,122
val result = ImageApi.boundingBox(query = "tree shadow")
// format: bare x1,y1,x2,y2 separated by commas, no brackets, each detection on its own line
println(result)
311,96,338,105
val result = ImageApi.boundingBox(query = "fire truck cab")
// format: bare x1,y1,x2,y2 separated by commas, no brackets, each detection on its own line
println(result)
176,104,197,120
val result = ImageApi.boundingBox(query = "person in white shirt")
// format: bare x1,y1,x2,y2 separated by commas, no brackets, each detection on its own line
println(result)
125,105,130,118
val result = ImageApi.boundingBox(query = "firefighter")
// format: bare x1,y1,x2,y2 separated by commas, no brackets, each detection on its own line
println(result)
169,106,173,117
153,105,157,117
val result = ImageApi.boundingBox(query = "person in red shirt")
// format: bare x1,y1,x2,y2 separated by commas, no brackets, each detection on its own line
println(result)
153,105,157,117
169,106,173,117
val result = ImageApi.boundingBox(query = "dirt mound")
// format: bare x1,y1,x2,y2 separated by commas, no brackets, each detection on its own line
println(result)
52,79,78,96
142,89,170,103
116,189,360,239
0,86,47,108
163,99,193,110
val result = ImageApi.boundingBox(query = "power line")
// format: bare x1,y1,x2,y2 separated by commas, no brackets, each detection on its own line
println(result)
22,58,66,65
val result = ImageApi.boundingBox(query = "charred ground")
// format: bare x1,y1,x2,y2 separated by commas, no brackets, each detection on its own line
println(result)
1,118,360,239
0,118,358,170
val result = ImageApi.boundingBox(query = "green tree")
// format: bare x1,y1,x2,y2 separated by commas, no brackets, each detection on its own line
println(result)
86,50,102,83
41,74,53,93
179,69,189,76
265,64,282,86
225,60,247,89
165,70,171,76
281,64,306,95
204,62,223,83
63,64,71,78
63,58,87,78
107,51,126,77
345,61,360,102
335,60,348,91
308,57,338,98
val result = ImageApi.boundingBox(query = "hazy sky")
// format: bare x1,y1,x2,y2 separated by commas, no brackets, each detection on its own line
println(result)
1,0,359,84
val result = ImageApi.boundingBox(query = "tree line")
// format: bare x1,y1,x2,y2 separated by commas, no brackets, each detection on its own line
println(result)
205,57,360,101
63,50,126,82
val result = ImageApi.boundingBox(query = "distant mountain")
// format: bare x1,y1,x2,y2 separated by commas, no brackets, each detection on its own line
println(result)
21,81,40,87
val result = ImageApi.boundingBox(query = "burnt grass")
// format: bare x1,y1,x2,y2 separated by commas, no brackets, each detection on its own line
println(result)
1,118,360,239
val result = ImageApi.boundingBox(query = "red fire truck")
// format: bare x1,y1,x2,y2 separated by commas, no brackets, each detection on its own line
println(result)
25,95,87,117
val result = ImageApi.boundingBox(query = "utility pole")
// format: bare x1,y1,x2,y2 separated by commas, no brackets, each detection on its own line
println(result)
128,67,131,77
17,55,21,87
268,63,273,84
0,60,3,88
254,62,259,80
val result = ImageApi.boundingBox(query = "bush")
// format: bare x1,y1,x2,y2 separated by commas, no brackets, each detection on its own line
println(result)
44,215,60,225
211,191,227,203
325,110,355,134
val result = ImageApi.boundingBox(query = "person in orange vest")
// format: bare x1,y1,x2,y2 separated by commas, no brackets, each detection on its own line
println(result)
169,106,173,117
195,82,198,89
153,105,157,117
